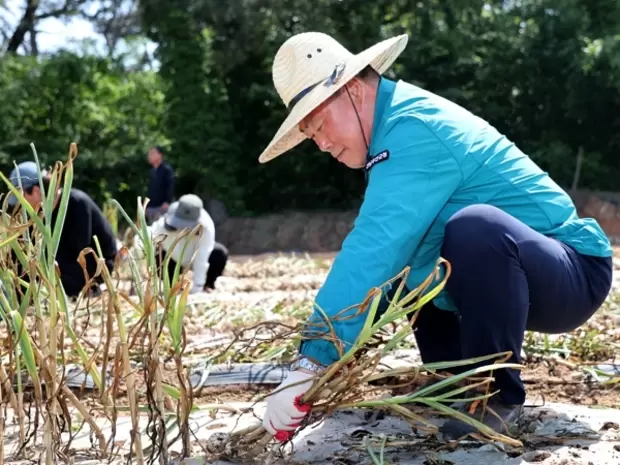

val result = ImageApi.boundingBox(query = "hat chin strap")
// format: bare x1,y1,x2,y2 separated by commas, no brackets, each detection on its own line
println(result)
343,85,370,183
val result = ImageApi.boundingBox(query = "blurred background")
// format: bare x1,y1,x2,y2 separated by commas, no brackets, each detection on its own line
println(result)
0,0,619,244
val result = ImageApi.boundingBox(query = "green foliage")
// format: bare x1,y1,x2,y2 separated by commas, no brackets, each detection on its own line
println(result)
0,52,166,218
2,0,620,217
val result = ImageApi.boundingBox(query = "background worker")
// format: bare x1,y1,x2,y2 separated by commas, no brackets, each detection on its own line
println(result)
8,161,118,298
145,145,175,224
133,193,228,293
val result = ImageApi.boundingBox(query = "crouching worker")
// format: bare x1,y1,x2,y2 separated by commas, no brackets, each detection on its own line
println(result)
136,194,228,293
257,32,613,441
8,161,118,298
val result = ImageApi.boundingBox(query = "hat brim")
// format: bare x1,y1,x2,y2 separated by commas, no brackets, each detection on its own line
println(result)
258,34,409,164
164,209,207,231
7,194,17,207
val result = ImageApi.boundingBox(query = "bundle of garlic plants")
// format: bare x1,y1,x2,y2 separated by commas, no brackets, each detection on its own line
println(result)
212,258,523,463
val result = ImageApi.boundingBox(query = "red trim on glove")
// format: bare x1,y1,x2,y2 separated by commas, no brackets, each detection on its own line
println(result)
274,430,294,442
294,394,311,413
272,395,312,443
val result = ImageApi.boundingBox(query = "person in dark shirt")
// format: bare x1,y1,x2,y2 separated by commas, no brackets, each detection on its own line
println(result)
146,146,175,224
8,161,118,298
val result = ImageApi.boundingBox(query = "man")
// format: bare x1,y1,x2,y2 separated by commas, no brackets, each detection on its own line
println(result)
146,145,175,224
8,161,118,298
258,32,613,441
135,194,228,293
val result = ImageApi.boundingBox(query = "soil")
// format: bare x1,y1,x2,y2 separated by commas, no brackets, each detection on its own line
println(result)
521,363,620,407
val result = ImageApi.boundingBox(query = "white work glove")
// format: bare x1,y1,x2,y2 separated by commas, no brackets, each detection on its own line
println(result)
263,370,315,442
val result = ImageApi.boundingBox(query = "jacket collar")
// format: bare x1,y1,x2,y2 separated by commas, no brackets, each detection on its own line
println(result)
367,77,397,159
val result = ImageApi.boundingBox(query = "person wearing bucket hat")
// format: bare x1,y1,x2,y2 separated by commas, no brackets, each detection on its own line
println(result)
6,161,118,298
260,32,613,441
133,194,228,293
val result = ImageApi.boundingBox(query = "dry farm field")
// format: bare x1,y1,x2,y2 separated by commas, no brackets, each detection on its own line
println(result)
160,251,620,409
1,248,619,465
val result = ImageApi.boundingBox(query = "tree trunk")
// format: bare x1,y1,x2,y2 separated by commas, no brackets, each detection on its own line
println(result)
6,0,40,54
29,29,38,56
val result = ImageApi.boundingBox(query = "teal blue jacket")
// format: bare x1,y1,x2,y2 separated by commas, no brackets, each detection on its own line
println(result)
299,77,612,367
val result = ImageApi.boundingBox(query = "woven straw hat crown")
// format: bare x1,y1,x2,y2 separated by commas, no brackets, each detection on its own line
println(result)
258,32,409,164
273,32,353,108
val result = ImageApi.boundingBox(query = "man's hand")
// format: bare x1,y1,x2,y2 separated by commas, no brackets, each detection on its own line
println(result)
161,202,169,212
263,369,315,442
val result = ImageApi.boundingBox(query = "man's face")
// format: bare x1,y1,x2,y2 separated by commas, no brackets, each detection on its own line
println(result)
22,186,42,208
147,148,161,166
298,81,371,169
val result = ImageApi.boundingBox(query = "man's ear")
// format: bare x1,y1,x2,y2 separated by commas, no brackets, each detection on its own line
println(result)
346,77,365,101
32,186,44,203
348,76,375,112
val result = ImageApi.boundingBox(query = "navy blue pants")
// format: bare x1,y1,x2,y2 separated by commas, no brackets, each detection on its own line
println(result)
392,205,613,405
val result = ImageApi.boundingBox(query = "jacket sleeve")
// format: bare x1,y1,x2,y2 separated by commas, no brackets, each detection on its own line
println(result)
55,197,95,294
191,219,215,289
59,197,93,274
74,198,94,254
299,117,463,366
90,201,118,267
164,165,175,204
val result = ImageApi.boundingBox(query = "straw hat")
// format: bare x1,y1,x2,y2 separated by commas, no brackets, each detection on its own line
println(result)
258,32,409,163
